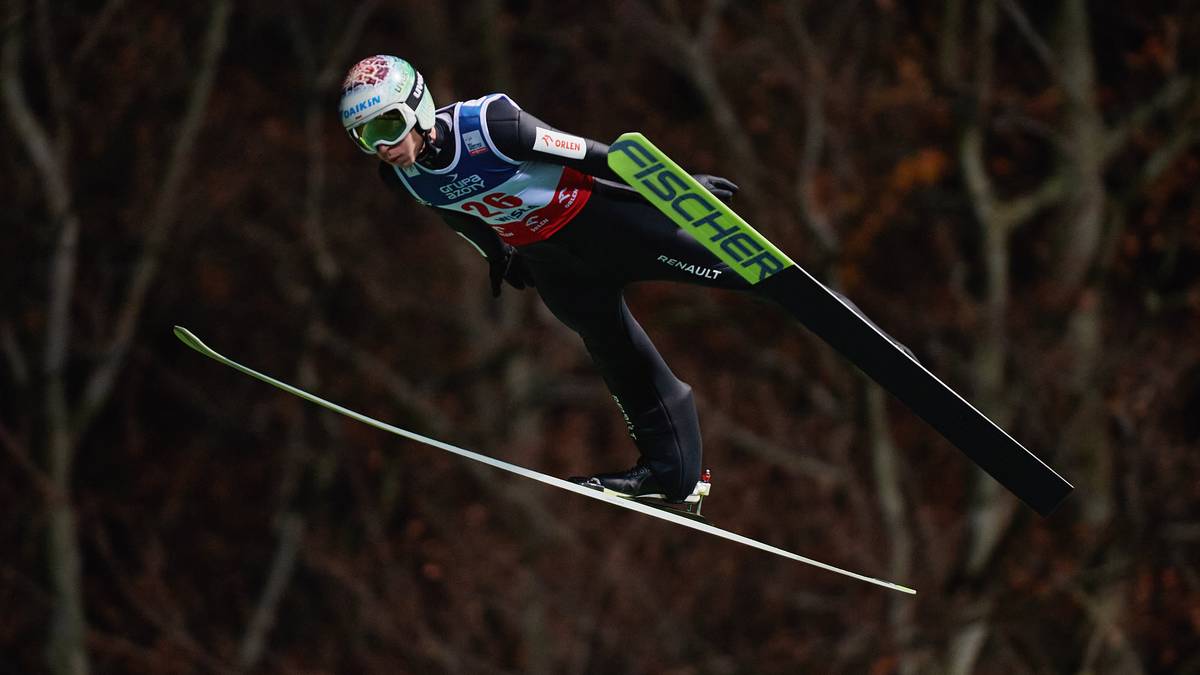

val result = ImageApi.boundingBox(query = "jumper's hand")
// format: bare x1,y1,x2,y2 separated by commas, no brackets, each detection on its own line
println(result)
692,174,739,204
489,244,536,298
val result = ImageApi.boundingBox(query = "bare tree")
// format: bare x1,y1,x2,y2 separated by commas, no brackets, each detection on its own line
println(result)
1,2,233,672
945,0,1197,672
226,6,384,671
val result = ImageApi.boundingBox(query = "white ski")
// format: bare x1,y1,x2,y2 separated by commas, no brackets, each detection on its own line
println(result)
174,326,916,595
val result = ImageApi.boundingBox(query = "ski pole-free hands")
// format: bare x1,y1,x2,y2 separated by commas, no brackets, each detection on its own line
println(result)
489,243,536,297
692,174,739,204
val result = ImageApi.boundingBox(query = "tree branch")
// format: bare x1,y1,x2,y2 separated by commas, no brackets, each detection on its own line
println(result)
995,170,1067,230
310,320,579,545
236,514,304,672
696,391,847,486
1071,583,1147,675
0,420,59,503
1103,75,1196,162
287,2,379,286
621,0,769,214
76,0,233,433
997,0,1062,84
1138,119,1199,188
1,11,72,219
865,382,915,632
316,1,380,88
1,320,30,387
88,525,238,674
959,120,999,233
33,0,70,151
785,3,840,255
70,0,127,68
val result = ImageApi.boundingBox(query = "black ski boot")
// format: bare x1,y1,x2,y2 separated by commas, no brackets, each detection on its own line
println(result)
568,463,712,521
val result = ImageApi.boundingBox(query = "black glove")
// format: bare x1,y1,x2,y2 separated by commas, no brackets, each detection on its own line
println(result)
489,244,536,298
692,174,739,204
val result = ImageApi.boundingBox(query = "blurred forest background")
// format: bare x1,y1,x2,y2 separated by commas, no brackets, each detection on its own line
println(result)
3,1,1199,673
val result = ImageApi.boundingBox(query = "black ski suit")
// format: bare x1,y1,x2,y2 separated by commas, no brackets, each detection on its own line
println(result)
378,96,756,501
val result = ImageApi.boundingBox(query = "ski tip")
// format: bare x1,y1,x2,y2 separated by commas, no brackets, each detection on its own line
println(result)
173,325,197,344
173,326,215,357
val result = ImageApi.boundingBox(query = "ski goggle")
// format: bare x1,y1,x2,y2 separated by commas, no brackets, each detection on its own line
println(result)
348,108,415,154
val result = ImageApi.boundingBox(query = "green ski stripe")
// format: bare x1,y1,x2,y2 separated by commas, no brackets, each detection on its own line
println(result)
607,132,795,284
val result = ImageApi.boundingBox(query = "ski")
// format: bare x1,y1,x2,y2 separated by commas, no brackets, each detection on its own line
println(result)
608,133,1073,516
174,326,915,595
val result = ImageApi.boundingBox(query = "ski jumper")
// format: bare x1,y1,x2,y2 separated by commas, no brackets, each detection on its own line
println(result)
378,94,754,501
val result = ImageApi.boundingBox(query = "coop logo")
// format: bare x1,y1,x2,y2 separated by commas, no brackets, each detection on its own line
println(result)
533,127,586,159
341,95,382,121
610,137,793,284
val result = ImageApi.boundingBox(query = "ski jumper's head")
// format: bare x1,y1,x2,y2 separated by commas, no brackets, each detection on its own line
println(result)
339,55,436,167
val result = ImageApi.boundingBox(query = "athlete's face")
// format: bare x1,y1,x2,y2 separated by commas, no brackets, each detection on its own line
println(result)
375,127,432,168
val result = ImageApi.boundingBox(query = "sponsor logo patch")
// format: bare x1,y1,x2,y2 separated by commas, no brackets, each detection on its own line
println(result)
557,187,579,207
341,95,382,121
439,174,486,200
409,73,425,103
463,130,488,156
533,127,586,160
525,214,552,231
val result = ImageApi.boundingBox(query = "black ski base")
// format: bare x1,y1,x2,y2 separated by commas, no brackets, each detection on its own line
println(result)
757,266,1073,516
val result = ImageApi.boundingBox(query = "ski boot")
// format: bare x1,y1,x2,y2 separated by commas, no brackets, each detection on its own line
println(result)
568,463,712,523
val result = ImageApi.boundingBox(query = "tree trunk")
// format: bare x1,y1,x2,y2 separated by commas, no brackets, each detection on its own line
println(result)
3,2,232,671
1055,0,1106,293
866,383,916,673
46,474,88,675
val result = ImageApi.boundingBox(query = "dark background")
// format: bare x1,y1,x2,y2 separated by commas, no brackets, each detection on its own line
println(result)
3,1,1198,673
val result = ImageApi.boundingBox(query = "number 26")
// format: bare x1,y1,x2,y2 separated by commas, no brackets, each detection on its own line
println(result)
462,192,523,217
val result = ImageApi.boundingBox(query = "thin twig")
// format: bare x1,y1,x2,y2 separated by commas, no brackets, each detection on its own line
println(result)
236,514,305,671
1,320,30,386
70,0,127,67
997,0,1062,84
0,420,59,502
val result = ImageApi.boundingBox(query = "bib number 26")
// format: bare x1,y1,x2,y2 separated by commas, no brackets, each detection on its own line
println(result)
462,192,523,217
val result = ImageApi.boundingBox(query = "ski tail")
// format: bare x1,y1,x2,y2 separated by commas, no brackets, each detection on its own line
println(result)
606,133,1072,516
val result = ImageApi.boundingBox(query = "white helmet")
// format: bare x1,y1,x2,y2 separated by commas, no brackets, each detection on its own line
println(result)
339,55,436,154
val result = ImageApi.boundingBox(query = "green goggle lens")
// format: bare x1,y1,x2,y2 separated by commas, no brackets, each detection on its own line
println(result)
350,111,412,152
